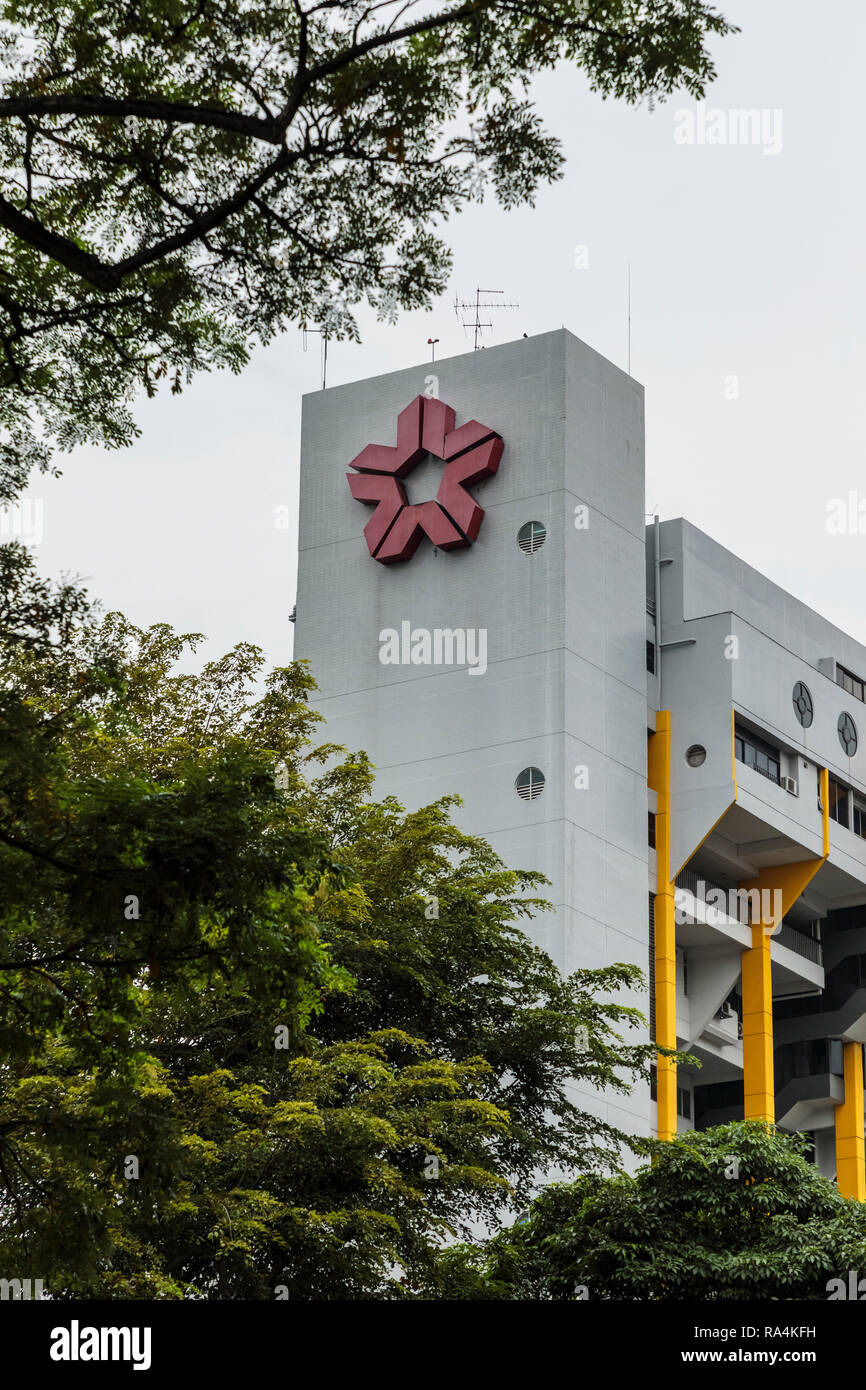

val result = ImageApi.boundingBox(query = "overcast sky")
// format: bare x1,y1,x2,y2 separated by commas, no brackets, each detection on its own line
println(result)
18,0,866,672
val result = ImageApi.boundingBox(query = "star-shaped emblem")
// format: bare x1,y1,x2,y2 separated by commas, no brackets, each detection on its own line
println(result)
347,395,503,564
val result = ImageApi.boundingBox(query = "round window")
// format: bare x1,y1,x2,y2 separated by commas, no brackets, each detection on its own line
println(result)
792,681,813,728
838,712,858,757
515,766,545,800
685,744,707,768
517,521,546,555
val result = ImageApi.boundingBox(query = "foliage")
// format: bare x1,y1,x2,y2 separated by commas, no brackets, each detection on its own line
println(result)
0,547,663,1297
426,1122,866,1300
0,0,734,496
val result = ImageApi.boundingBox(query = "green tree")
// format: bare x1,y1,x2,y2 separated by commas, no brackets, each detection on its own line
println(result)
301,769,657,1200
0,554,663,1297
428,1122,866,1300
0,0,735,497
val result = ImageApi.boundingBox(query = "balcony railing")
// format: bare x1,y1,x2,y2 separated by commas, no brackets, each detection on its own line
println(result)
674,869,824,965
674,867,731,906
774,921,823,966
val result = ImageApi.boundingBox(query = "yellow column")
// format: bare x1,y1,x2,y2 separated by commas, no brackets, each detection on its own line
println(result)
836,1042,866,1201
739,775,829,1124
742,919,774,1121
648,711,676,1140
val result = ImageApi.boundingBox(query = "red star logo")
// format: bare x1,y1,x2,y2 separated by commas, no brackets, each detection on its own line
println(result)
347,395,503,564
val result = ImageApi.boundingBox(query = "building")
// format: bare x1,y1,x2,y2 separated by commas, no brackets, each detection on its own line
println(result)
293,328,866,1197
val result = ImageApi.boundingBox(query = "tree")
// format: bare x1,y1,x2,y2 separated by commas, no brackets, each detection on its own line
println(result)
300,770,659,1202
0,555,663,1297
0,546,344,1068
0,0,735,497
427,1122,866,1300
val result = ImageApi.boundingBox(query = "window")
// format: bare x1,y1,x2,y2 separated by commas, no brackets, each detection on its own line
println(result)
517,521,546,555
827,905,866,931
837,664,866,704
685,744,707,768
646,639,655,674
676,947,689,998
648,811,656,848
775,1038,844,1088
515,767,545,800
734,726,781,784
838,711,859,758
676,1086,691,1120
828,775,850,828
693,1080,743,1121
792,681,813,728
819,772,866,837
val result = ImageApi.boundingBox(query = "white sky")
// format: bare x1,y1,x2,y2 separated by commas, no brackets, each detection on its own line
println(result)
18,0,866,670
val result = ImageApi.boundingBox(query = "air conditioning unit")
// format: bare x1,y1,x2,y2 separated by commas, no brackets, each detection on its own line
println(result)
718,1003,736,1021
782,775,799,796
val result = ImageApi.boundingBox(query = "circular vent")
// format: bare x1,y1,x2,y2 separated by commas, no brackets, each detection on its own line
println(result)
838,711,858,757
792,681,813,728
515,766,545,800
685,744,707,768
518,521,546,555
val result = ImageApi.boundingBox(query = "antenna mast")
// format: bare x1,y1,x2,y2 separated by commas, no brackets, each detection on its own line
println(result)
454,287,518,350
627,262,632,377
301,324,329,389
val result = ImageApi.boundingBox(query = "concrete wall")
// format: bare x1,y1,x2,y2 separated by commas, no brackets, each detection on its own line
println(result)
654,518,866,883
294,329,650,1139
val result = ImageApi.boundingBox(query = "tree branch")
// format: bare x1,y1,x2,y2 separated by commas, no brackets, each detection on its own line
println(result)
0,94,284,144
0,193,118,292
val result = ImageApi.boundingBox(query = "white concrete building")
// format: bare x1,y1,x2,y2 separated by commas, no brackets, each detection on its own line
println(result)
294,329,866,1196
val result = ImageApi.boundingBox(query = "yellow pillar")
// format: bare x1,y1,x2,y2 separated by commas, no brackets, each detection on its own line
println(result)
836,1042,866,1201
738,774,829,1124
648,711,676,1140
742,919,774,1121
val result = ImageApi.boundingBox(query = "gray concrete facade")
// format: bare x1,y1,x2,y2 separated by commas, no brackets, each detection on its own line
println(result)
650,518,866,1168
294,329,651,1140
295,327,866,1181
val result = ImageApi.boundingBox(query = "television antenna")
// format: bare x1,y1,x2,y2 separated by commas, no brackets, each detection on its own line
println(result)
454,288,518,350
301,323,329,389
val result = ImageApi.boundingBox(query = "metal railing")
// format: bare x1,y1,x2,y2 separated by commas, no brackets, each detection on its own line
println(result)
774,921,823,966
674,869,824,966
674,866,730,904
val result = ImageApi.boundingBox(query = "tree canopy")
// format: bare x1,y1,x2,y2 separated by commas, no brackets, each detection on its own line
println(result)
0,0,734,497
427,1122,866,1300
0,545,662,1297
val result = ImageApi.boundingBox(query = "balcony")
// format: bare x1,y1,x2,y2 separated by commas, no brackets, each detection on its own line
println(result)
675,868,823,962
675,865,730,903
774,921,823,966
703,1004,740,1045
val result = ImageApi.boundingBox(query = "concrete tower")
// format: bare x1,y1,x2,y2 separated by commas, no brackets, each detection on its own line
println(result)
294,329,651,1142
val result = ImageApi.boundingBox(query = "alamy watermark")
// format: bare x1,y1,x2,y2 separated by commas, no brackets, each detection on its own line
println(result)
674,103,783,157
828,1271,866,1299
379,622,487,676
0,498,43,545
50,1322,151,1371
826,491,866,535
0,1277,46,1300
675,879,783,932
